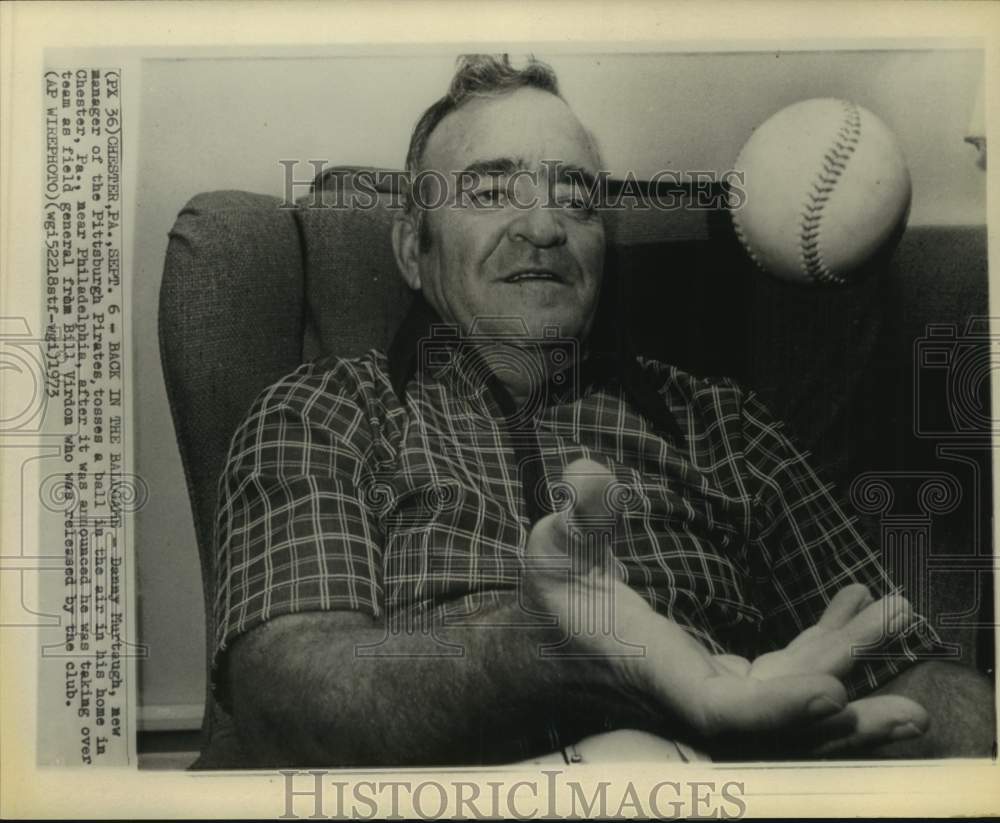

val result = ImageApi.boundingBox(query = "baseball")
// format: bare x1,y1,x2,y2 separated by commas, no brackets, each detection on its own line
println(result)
729,98,912,285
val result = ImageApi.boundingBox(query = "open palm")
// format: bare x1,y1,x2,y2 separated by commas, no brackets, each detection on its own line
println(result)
526,460,928,758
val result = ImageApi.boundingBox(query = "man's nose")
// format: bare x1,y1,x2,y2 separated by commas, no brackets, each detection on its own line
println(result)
507,203,567,248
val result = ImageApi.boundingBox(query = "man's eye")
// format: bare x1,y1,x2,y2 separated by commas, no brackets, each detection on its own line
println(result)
474,188,507,207
555,194,593,213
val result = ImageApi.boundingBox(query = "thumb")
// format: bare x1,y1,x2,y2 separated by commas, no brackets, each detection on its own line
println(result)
524,459,616,572
557,458,617,526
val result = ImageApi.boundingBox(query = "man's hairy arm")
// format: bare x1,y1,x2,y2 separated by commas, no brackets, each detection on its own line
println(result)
228,603,654,767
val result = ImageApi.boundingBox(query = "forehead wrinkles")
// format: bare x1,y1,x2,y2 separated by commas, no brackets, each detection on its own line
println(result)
423,89,599,174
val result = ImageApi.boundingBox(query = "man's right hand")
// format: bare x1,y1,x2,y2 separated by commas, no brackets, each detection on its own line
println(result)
524,459,929,759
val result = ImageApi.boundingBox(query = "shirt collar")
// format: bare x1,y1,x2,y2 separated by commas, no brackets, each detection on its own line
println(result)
387,294,440,403
386,293,687,442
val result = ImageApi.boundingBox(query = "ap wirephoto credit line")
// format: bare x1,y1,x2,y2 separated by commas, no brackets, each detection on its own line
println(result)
38,65,139,767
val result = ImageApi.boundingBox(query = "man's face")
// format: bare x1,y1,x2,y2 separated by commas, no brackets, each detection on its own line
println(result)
405,87,606,342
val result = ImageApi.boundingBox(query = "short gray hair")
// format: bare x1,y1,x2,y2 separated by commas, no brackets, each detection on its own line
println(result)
403,54,562,214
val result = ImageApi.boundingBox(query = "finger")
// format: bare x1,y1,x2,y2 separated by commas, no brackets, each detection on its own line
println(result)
525,510,570,562
526,458,616,566
807,695,929,758
530,460,618,578
712,693,928,761
783,584,873,654
522,508,618,638
714,654,752,678
777,595,916,679
560,459,616,523
816,584,874,630
841,594,914,647
693,673,848,737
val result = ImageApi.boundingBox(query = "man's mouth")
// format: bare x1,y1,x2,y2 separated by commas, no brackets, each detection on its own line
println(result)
503,269,566,283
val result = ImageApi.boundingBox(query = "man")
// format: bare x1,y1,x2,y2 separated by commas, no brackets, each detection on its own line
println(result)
212,55,993,766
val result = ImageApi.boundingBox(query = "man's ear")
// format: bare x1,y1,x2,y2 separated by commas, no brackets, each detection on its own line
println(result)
392,212,422,291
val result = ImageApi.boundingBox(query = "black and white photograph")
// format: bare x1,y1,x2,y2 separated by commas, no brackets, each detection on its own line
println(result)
2,2,998,818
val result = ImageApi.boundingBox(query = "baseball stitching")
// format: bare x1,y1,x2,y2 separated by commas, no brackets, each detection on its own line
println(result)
799,101,862,285
729,190,765,273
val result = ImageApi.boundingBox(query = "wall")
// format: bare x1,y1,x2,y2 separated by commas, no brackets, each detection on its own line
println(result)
134,48,986,725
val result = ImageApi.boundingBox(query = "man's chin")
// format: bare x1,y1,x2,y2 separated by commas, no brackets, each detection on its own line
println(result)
465,314,586,343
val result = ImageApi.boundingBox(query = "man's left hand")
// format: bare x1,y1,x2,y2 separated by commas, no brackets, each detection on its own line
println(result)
709,583,930,758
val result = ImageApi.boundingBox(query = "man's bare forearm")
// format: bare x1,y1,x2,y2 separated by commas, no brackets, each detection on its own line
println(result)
227,600,661,767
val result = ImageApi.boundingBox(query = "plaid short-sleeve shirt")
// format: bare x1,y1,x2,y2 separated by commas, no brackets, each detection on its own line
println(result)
213,322,945,706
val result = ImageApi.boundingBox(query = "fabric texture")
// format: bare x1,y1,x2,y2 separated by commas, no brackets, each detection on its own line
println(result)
297,188,413,361
212,314,947,730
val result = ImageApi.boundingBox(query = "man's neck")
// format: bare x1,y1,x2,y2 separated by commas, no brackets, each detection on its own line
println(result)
471,339,579,407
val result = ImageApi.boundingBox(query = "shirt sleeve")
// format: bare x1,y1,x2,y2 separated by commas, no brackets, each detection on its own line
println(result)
211,360,386,696
741,389,949,698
